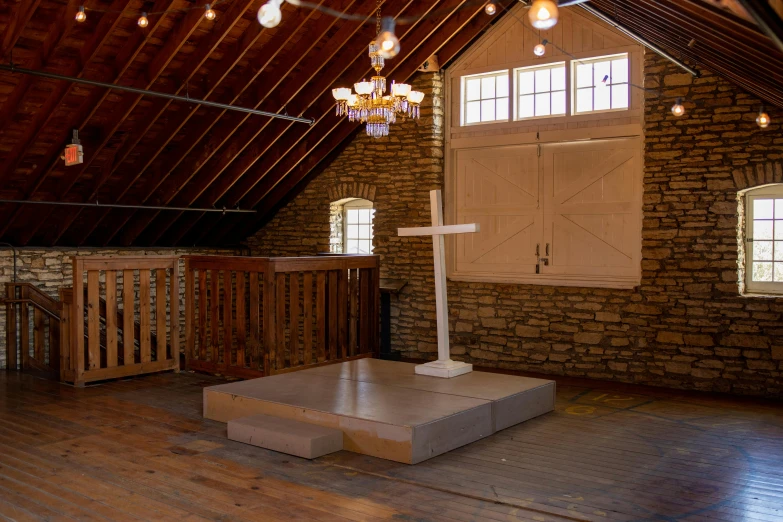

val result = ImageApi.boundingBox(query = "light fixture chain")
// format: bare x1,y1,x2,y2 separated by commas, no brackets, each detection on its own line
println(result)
376,0,382,36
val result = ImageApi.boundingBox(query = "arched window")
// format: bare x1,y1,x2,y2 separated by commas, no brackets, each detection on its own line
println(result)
743,185,783,294
329,198,374,254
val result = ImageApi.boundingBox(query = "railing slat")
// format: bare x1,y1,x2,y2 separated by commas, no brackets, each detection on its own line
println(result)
171,261,180,366
338,268,348,360
328,270,338,361
105,271,118,367
156,269,167,362
263,268,275,375
276,273,286,371
289,272,299,367
236,271,246,369
87,270,100,370
349,269,358,357
223,270,233,367
49,310,60,372
249,272,260,370
316,271,326,363
123,269,135,365
198,268,207,361
303,272,313,366
139,270,151,364
20,294,30,370
33,307,45,364
6,286,17,370
210,269,220,363
185,260,195,364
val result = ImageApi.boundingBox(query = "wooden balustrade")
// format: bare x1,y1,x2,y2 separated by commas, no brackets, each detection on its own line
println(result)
3,283,63,379
183,255,380,379
66,256,180,386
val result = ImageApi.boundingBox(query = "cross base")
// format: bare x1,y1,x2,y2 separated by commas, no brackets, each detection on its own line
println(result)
414,359,473,379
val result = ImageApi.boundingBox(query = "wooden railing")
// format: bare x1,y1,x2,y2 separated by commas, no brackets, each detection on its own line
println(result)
3,283,63,379
183,255,380,379
66,256,179,386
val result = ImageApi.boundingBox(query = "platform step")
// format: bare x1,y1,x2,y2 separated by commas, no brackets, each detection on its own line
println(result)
227,414,343,459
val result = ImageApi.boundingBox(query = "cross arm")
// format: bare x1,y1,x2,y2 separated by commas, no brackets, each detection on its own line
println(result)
397,223,480,237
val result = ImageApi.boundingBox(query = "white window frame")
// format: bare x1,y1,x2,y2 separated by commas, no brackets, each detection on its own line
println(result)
744,186,783,294
343,198,374,255
571,52,630,115
514,61,566,121
460,70,510,126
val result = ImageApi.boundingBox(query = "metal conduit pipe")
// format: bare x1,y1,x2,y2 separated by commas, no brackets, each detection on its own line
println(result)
0,199,256,214
0,64,315,125
579,3,701,77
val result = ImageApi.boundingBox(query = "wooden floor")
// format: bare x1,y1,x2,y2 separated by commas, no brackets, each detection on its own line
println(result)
0,371,781,522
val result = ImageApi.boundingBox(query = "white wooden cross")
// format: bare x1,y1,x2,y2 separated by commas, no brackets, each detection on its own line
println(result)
398,189,479,378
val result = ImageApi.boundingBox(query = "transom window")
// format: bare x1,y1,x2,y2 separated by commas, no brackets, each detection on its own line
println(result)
462,70,509,125
573,53,629,114
745,187,783,293
516,62,566,120
344,199,374,254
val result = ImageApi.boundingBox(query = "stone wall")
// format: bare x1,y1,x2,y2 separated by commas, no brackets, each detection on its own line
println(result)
246,58,783,398
0,247,232,369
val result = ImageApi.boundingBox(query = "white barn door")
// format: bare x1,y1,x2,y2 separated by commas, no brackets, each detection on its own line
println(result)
541,138,641,284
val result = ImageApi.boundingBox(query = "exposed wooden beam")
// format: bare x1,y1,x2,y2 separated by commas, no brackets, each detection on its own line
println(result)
101,0,401,246
32,0,258,246
0,0,180,243
77,0,342,246
182,0,496,246
0,0,41,58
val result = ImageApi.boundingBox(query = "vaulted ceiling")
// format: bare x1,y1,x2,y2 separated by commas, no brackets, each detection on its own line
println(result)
0,0,781,247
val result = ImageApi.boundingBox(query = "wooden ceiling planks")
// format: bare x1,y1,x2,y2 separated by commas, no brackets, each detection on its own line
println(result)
0,0,781,247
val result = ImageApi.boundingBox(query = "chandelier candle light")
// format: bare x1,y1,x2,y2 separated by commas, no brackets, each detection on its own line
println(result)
332,2,424,138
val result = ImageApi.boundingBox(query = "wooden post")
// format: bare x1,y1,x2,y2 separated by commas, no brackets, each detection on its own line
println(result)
33,308,44,363
72,258,85,386
316,271,326,363
155,269,167,362
249,271,260,370
6,284,17,371
185,259,194,368
87,270,100,370
223,270,233,367
210,270,220,364
262,266,275,375
122,269,135,365
139,270,151,364
105,271,117,367
170,261,180,370
19,286,29,370
276,273,286,370
303,272,313,366
198,268,207,361
236,271,246,368
289,272,299,367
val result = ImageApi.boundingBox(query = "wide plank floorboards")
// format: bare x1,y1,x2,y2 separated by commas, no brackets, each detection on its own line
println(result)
0,371,781,521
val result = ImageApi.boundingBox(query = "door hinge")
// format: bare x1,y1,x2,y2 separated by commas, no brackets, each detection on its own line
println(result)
537,144,541,157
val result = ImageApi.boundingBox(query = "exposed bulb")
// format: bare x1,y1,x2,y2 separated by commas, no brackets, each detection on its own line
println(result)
258,0,283,28
138,12,149,27
75,6,86,23
533,39,547,57
671,98,685,117
205,4,216,20
757,107,771,128
529,0,559,30
375,17,400,59
484,1,497,15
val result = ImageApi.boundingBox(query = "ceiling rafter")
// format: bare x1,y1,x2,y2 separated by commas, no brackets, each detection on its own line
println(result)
78,0,344,246
30,0,259,246
0,0,42,58
136,0,446,246
195,0,504,246
0,0,128,195
0,0,180,241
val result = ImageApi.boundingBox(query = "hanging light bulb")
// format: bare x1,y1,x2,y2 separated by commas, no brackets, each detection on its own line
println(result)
138,12,149,27
529,0,559,30
484,1,497,15
757,107,771,128
671,98,685,117
75,6,87,23
533,39,548,56
375,17,400,59
205,4,216,20
258,0,283,28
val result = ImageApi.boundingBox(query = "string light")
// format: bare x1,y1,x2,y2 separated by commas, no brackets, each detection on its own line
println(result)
533,39,548,56
485,1,497,15
757,106,771,128
75,6,87,23
671,98,685,116
205,4,216,20
137,12,149,27
375,17,400,59
529,0,559,30
258,0,283,28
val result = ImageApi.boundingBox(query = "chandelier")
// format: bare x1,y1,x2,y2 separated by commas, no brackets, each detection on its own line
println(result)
331,2,425,139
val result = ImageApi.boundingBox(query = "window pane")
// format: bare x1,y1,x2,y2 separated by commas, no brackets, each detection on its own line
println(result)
775,241,783,261
551,66,566,91
754,199,774,219
612,84,629,109
612,58,629,83
576,63,593,88
481,99,496,121
775,220,783,240
576,88,593,112
593,60,611,87
346,240,359,254
518,71,535,94
552,90,566,115
775,263,783,282
347,224,359,239
594,84,611,111
534,92,551,116
496,97,509,120
753,262,773,282
347,209,359,224
481,76,496,98
466,101,480,123
755,220,774,240
496,76,509,97
465,78,481,101
754,240,773,261
535,69,550,92
518,94,535,119
359,224,371,239
358,208,371,222
776,199,783,217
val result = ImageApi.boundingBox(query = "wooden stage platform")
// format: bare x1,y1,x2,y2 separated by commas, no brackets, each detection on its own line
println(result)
204,359,555,463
